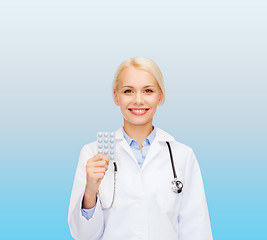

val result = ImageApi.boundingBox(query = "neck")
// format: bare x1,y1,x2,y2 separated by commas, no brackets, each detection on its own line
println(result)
123,120,153,144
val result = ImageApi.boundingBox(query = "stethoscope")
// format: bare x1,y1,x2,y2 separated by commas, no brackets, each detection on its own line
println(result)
166,141,184,194
100,141,183,209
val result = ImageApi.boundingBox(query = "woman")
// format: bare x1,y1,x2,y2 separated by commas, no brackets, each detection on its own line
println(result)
68,57,213,240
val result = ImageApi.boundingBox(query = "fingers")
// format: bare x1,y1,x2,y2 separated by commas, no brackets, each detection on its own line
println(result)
93,172,105,180
87,154,109,170
86,153,110,176
90,166,108,173
91,160,109,168
86,166,106,183
92,153,109,163
87,154,109,164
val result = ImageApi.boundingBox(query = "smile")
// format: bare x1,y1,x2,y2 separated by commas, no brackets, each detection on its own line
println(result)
129,108,149,115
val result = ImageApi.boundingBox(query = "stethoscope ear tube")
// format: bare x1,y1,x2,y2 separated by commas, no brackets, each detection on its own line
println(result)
166,141,183,194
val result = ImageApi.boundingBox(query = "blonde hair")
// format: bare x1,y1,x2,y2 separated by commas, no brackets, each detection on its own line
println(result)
113,57,165,104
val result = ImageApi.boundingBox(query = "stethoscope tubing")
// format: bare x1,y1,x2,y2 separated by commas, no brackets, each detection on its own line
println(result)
166,141,177,179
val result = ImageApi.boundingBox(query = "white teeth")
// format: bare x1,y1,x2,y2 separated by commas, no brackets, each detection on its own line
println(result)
131,109,146,113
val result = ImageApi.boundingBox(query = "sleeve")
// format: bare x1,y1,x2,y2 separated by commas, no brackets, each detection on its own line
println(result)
81,205,96,221
178,149,213,240
68,144,104,240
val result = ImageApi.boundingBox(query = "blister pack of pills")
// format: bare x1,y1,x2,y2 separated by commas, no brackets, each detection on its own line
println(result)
97,132,115,161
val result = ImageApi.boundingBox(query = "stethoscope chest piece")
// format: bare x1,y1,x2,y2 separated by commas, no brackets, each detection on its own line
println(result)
171,178,183,193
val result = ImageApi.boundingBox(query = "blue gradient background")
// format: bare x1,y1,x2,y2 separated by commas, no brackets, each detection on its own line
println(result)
0,0,266,239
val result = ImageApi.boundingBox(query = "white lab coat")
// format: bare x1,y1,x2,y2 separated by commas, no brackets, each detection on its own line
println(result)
68,127,213,240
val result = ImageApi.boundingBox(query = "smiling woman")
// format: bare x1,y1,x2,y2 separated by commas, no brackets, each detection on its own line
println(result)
68,57,213,240
113,65,163,144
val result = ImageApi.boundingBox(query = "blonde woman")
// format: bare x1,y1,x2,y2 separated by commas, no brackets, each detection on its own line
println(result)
68,57,213,240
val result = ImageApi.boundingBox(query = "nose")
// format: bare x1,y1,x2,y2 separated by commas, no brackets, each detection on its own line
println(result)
133,91,144,105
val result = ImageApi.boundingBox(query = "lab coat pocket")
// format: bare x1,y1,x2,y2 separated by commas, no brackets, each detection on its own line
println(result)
98,163,115,209
155,169,184,216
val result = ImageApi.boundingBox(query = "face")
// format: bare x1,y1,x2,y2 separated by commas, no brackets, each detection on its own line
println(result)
114,66,163,128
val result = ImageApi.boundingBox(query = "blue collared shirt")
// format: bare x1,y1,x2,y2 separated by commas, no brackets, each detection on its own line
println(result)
122,126,156,167
81,126,156,220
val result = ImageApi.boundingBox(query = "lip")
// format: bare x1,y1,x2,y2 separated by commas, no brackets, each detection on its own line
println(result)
128,108,149,116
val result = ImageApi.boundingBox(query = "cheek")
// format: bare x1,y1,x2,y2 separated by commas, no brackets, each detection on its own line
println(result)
117,95,129,107
148,96,161,106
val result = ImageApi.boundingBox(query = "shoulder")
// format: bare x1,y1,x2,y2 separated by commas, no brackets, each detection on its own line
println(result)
155,126,193,153
155,127,196,170
156,127,200,175
168,141,194,167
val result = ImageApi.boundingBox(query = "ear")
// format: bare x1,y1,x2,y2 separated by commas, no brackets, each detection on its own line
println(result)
113,90,120,106
157,92,163,105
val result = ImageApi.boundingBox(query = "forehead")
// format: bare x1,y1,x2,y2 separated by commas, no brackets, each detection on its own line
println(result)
118,66,158,87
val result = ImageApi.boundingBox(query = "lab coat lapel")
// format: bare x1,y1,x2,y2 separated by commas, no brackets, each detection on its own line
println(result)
115,127,136,163
117,138,136,162
141,139,162,169
142,127,175,170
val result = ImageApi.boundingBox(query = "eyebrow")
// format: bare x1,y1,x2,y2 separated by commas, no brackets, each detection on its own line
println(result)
122,85,155,88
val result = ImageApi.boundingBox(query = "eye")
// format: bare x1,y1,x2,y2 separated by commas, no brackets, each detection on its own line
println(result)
124,89,132,93
145,89,153,93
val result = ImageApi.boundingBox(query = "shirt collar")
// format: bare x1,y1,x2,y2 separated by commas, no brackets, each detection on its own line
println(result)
115,126,175,142
122,126,156,147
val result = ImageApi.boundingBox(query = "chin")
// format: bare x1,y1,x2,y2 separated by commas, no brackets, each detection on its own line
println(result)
125,119,153,127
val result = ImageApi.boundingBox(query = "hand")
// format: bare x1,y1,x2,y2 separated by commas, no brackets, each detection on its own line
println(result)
83,154,109,208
